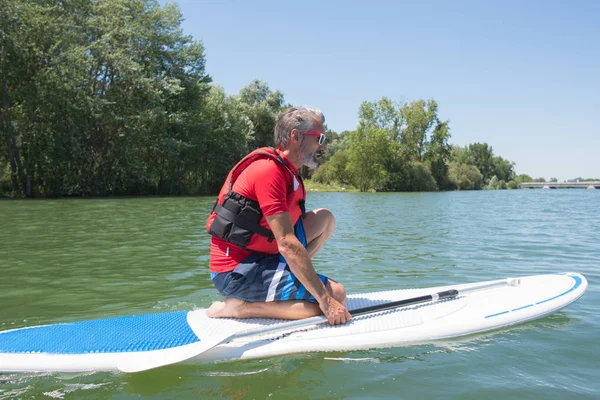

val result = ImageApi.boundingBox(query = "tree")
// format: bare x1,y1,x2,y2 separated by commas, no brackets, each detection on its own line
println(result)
400,100,439,162
424,120,452,189
515,174,533,184
492,156,515,182
194,85,252,193
355,97,450,191
312,150,351,185
405,161,438,191
346,126,391,192
319,130,351,164
450,145,471,165
448,162,483,190
467,143,494,182
487,175,499,190
0,0,213,197
237,80,286,149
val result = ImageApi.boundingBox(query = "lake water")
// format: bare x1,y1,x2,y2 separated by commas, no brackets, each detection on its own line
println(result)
1,190,598,399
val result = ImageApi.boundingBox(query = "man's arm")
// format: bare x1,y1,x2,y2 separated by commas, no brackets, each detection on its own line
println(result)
265,212,351,325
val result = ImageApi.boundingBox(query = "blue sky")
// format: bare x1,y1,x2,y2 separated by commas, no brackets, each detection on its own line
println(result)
162,0,599,181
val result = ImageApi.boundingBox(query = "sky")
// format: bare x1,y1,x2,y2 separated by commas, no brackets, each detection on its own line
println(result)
160,0,599,181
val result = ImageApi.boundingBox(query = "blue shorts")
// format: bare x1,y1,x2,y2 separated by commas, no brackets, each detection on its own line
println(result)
211,218,329,304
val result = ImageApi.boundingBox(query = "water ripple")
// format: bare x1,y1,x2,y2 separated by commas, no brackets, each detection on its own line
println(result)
0,191,598,399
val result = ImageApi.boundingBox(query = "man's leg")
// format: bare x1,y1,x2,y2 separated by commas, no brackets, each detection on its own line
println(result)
207,280,340,319
301,208,346,304
301,208,335,258
207,297,320,319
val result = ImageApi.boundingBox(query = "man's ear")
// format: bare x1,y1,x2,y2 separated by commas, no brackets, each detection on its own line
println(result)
291,129,300,142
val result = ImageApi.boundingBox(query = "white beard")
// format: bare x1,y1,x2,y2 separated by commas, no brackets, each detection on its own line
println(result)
303,151,319,169
300,138,320,169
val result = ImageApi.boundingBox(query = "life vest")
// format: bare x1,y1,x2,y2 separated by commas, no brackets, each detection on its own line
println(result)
206,147,306,254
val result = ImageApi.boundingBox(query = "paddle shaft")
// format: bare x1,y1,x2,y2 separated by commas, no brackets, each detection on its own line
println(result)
350,289,458,317
233,289,463,341
234,278,515,340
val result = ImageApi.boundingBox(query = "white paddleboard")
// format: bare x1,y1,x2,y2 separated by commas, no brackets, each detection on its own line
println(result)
0,272,587,372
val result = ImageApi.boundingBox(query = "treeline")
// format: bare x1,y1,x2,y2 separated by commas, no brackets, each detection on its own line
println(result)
313,98,521,191
1,0,528,197
1,0,287,197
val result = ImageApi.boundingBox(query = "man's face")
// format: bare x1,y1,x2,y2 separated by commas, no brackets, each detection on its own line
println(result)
299,122,326,169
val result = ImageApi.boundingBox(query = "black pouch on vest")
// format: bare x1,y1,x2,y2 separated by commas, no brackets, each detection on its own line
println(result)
209,192,271,249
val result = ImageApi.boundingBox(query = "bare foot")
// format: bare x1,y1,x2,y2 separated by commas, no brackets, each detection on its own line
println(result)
206,298,247,318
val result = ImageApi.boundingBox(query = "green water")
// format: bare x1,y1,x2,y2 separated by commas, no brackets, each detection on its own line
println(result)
1,191,598,399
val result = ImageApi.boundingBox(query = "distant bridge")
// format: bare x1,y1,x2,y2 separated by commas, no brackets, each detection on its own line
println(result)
520,181,600,189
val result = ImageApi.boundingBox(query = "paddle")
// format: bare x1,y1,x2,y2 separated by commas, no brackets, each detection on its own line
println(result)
118,277,519,373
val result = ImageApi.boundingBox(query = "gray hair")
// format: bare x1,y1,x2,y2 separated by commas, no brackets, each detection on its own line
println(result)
274,106,325,148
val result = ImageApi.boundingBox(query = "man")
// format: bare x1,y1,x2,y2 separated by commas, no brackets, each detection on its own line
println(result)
206,106,351,325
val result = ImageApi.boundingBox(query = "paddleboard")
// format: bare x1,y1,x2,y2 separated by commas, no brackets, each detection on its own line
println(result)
0,272,587,372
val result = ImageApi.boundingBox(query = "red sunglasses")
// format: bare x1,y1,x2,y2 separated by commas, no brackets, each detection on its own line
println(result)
304,131,326,145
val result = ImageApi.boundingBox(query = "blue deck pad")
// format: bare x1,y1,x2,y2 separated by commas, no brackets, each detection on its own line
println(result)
0,311,199,354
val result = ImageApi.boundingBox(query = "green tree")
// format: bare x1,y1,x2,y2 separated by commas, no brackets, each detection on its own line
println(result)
312,150,351,185
319,130,351,164
487,175,499,190
424,120,452,189
491,156,515,182
405,161,438,191
346,126,391,192
1,0,212,197
355,97,450,191
507,180,518,189
400,100,438,162
515,174,533,184
238,79,286,149
194,86,252,193
467,142,494,182
448,162,483,190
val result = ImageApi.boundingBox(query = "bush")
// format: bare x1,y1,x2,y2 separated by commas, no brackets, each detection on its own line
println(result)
312,150,351,185
448,162,483,190
507,180,518,189
487,175,498,190
406,162,438,191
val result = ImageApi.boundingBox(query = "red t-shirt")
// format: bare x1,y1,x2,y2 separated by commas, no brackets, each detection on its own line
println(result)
209,151,304,273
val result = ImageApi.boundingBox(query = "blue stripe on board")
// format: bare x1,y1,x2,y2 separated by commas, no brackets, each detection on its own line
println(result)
0,311,199,354
511,304,534,312
486,311,510,318
485,274,581,319
536,275,582,305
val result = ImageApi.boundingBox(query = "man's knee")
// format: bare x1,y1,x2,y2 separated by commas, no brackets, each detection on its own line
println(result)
303,208,336,245
313,208,335,235
318,207,335,225
328,280,347,304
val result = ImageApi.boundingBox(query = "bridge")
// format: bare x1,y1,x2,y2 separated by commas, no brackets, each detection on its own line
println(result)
520,181,600,189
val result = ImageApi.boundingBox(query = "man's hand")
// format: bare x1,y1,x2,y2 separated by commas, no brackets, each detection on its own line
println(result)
320,295,351,325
